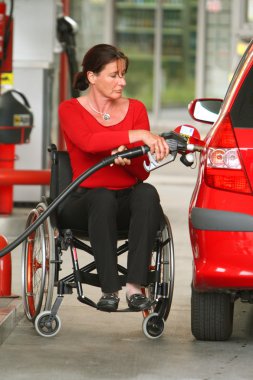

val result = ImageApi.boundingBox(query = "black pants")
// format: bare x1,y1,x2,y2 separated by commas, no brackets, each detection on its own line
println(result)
58,182,164,293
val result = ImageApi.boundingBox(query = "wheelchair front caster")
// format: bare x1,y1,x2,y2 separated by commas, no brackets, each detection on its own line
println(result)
34,311,61,338
142,313,165,339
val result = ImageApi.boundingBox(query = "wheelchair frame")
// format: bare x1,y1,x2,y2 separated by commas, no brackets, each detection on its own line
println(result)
21,145,175,339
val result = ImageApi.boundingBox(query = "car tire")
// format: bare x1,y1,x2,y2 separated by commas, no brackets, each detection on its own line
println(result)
191,287,234,341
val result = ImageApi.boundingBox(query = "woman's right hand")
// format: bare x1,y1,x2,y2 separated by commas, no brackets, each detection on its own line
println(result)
129,130,169,161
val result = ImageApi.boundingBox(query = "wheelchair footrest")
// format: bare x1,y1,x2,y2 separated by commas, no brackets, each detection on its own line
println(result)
77,295,97,308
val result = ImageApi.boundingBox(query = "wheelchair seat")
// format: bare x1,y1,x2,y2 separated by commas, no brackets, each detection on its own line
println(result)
49,144,129,240
21,144,175,339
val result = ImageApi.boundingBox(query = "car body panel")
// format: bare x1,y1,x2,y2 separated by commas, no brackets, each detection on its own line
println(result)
190,227,253,290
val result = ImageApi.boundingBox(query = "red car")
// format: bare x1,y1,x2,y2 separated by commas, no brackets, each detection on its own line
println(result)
188,39,253,341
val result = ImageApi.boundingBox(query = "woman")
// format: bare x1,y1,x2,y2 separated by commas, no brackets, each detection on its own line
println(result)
58,44,169,312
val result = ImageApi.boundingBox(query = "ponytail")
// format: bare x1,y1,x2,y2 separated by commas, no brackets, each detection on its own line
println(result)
73,71,89,91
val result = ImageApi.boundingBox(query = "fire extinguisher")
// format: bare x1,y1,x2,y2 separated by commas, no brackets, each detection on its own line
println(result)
0,90,34,214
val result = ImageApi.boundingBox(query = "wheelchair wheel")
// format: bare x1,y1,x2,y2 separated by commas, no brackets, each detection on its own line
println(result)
34,311,61,338
161,215,175,319
142,313,165,339
22,202,56,322
147,215,175,321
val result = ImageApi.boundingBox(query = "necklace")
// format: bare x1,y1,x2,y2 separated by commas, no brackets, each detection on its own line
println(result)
88,102,111,121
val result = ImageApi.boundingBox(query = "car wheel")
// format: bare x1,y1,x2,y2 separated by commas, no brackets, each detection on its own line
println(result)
191,287,234,341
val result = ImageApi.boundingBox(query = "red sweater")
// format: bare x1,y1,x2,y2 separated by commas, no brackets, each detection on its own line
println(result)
58,98,150,189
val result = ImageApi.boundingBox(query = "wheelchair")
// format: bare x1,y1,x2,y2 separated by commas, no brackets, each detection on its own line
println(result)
21,143,175,339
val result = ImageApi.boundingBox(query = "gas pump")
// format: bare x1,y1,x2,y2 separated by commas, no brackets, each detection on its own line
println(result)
0,1,12,297
0,0,33,297
0,0,15,215
0,0,34,215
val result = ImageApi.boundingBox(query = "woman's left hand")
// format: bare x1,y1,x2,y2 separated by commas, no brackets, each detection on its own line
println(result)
111,145,131,166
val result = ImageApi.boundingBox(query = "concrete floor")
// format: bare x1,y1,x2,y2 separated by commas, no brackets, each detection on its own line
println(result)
0,157,253,380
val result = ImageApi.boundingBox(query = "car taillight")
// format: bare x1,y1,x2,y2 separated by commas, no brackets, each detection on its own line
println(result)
207,148,241,169
204,115,252,194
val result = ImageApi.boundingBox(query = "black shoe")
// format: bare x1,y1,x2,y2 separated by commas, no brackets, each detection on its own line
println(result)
97,293,119,312
126,293,151,311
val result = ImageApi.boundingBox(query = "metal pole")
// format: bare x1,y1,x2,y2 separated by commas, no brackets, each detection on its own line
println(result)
153,0,162,125
58,0,70,151
196,0,206,98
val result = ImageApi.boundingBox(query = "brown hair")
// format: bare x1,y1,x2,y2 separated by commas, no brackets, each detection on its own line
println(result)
73,44,129,91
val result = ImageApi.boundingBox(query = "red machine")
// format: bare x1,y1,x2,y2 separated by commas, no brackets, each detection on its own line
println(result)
0,2,12,295
0,0,15,214
0,1,46,214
